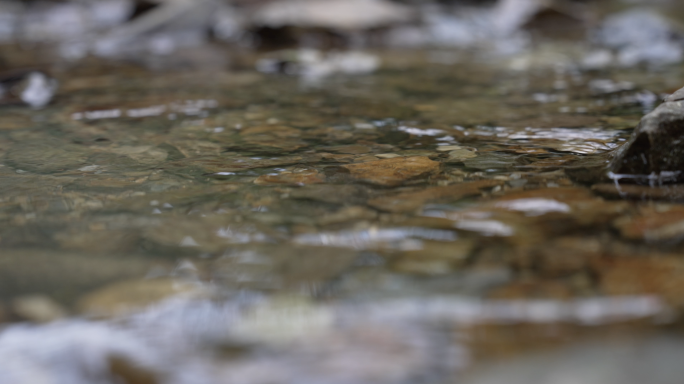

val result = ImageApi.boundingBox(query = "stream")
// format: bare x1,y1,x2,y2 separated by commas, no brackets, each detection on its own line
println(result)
3,1,684,383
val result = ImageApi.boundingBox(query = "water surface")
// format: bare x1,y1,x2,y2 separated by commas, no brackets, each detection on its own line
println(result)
2,50,684,383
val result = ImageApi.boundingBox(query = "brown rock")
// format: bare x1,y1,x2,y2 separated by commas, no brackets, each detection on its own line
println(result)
391,239,475,275
368,179,502,213
231,125,309,153
318,152,356,163
613,205,684,241
596,257,684,306
109,355,159,384
336,156,440,187
532,237,603,277
353,155,382,163
442,187,628,246
486,186,628,226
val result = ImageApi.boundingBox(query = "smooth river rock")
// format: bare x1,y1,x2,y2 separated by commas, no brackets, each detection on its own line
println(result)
333,156,440,187
610,88,684,183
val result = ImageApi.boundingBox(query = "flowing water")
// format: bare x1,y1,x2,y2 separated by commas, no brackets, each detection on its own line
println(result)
2,47,684,383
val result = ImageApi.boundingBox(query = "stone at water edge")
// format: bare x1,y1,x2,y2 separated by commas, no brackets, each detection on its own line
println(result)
610,85,684,183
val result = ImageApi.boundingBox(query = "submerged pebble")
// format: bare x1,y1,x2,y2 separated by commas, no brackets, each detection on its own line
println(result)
367,180,502,213
334,156,440,187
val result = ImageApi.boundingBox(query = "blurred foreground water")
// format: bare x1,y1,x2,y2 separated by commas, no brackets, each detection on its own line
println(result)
4,0,684,383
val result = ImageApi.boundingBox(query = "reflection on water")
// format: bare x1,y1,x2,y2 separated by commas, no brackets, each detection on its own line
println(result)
1,42,684,383
294,227,458,248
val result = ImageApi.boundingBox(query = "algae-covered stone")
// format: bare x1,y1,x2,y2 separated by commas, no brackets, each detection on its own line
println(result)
610,89,684,183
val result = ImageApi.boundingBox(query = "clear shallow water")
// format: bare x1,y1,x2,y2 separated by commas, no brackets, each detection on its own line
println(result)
2,50,684,383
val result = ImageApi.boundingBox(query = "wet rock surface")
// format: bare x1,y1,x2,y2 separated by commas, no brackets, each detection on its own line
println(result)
332,156,440,186
610,88,684,183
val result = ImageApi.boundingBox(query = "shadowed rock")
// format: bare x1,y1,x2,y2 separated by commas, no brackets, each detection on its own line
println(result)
610,86,684,184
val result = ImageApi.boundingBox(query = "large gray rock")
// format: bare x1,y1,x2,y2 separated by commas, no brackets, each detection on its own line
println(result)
610,87,684,184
